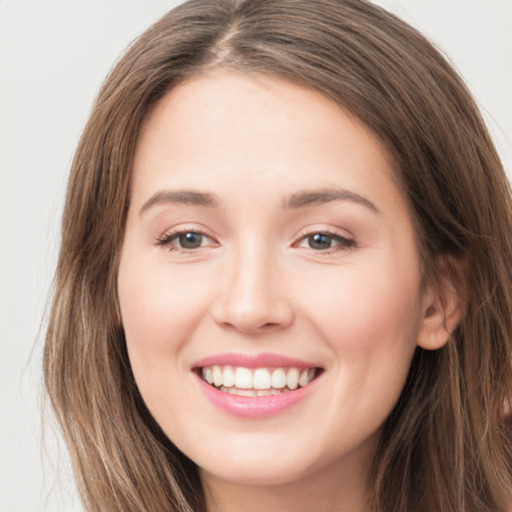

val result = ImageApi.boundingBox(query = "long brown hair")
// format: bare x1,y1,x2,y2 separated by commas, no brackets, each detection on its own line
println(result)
44,1,512,510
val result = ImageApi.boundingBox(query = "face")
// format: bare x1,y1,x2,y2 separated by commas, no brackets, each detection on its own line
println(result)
118,72,430,490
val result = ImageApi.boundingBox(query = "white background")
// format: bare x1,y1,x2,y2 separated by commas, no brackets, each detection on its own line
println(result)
1,1,511,511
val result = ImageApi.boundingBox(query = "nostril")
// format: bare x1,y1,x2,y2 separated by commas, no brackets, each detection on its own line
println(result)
222,320,284,335
212,297,295,334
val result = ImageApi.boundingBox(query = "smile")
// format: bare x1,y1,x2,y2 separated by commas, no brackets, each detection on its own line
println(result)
193,352,323,417
200,365,320,397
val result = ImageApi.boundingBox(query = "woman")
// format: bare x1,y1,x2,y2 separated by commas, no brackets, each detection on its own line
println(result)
44,0,512,510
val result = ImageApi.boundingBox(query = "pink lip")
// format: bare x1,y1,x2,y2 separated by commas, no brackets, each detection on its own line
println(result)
192,352,322,419
195,374,318,419
192,352,320,369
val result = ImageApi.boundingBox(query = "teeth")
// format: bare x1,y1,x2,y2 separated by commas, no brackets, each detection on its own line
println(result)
220,386,258,397
286,368,299,390
235,367,253,389
222,366,235,387
212,365,223,387
253,368,271,390
271,368,286,389
201,365,318,394
203,367,213,385
236,389,256,397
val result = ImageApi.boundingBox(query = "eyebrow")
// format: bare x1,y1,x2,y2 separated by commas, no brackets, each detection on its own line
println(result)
139,190,220,215
284,188,380,213
139,187,379,215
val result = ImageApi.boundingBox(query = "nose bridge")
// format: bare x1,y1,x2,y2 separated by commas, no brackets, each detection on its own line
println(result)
213,236,293,333
232,240,272,305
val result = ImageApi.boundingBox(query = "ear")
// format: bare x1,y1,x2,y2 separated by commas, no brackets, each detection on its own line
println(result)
416,261,465,350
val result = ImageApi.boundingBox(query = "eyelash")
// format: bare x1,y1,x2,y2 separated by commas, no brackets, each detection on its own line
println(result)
154,229,216,253
154,229,356,254
293,231,356,254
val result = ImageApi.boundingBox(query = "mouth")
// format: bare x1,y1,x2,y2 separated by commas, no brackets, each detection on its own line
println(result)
196,365,323,397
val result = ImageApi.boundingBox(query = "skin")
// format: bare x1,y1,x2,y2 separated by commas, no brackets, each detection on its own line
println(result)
118,72,454,512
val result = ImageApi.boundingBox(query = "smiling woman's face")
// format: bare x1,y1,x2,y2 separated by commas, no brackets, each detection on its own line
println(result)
118,72,432,492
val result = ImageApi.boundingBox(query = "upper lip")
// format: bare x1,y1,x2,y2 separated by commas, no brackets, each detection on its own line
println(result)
192,352,322,369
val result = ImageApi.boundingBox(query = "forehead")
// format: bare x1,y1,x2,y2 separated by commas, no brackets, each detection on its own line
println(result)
131,71,404,216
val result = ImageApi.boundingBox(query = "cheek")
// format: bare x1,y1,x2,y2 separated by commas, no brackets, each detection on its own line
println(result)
119,249,213,333
117,255,213,395
292,265,422,443
301,267,420,343
294,259,422,399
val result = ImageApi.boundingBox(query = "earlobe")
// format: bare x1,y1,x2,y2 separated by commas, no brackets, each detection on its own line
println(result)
416,279,464,351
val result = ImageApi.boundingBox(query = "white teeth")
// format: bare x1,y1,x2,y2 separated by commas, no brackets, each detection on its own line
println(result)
271,368,287,389
222,366,235,387
286,368,299,390
203,367,213,385
237,389,257,397
253,368,271,389
201,365,319,394
235,367,253,389
212,365,223,387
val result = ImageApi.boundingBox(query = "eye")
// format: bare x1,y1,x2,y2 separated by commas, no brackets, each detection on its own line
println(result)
174,231,206,249
156,230,217,252
295,232,355,252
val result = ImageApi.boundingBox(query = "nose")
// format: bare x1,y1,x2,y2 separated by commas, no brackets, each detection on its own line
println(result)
211,245,294,334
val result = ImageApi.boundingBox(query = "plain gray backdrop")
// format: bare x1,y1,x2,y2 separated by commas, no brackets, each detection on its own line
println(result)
1,1,511,510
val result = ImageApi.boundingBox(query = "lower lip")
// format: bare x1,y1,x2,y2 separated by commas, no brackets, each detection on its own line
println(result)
195,374,316,419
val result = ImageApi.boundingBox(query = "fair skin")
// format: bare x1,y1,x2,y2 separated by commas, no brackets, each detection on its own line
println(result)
118,72,456,512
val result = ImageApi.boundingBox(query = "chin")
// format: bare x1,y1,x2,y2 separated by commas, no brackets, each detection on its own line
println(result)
198,455,316,487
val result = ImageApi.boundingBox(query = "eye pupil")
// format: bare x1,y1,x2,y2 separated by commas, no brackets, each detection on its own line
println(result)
179,232,202,249
308,233,332,250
